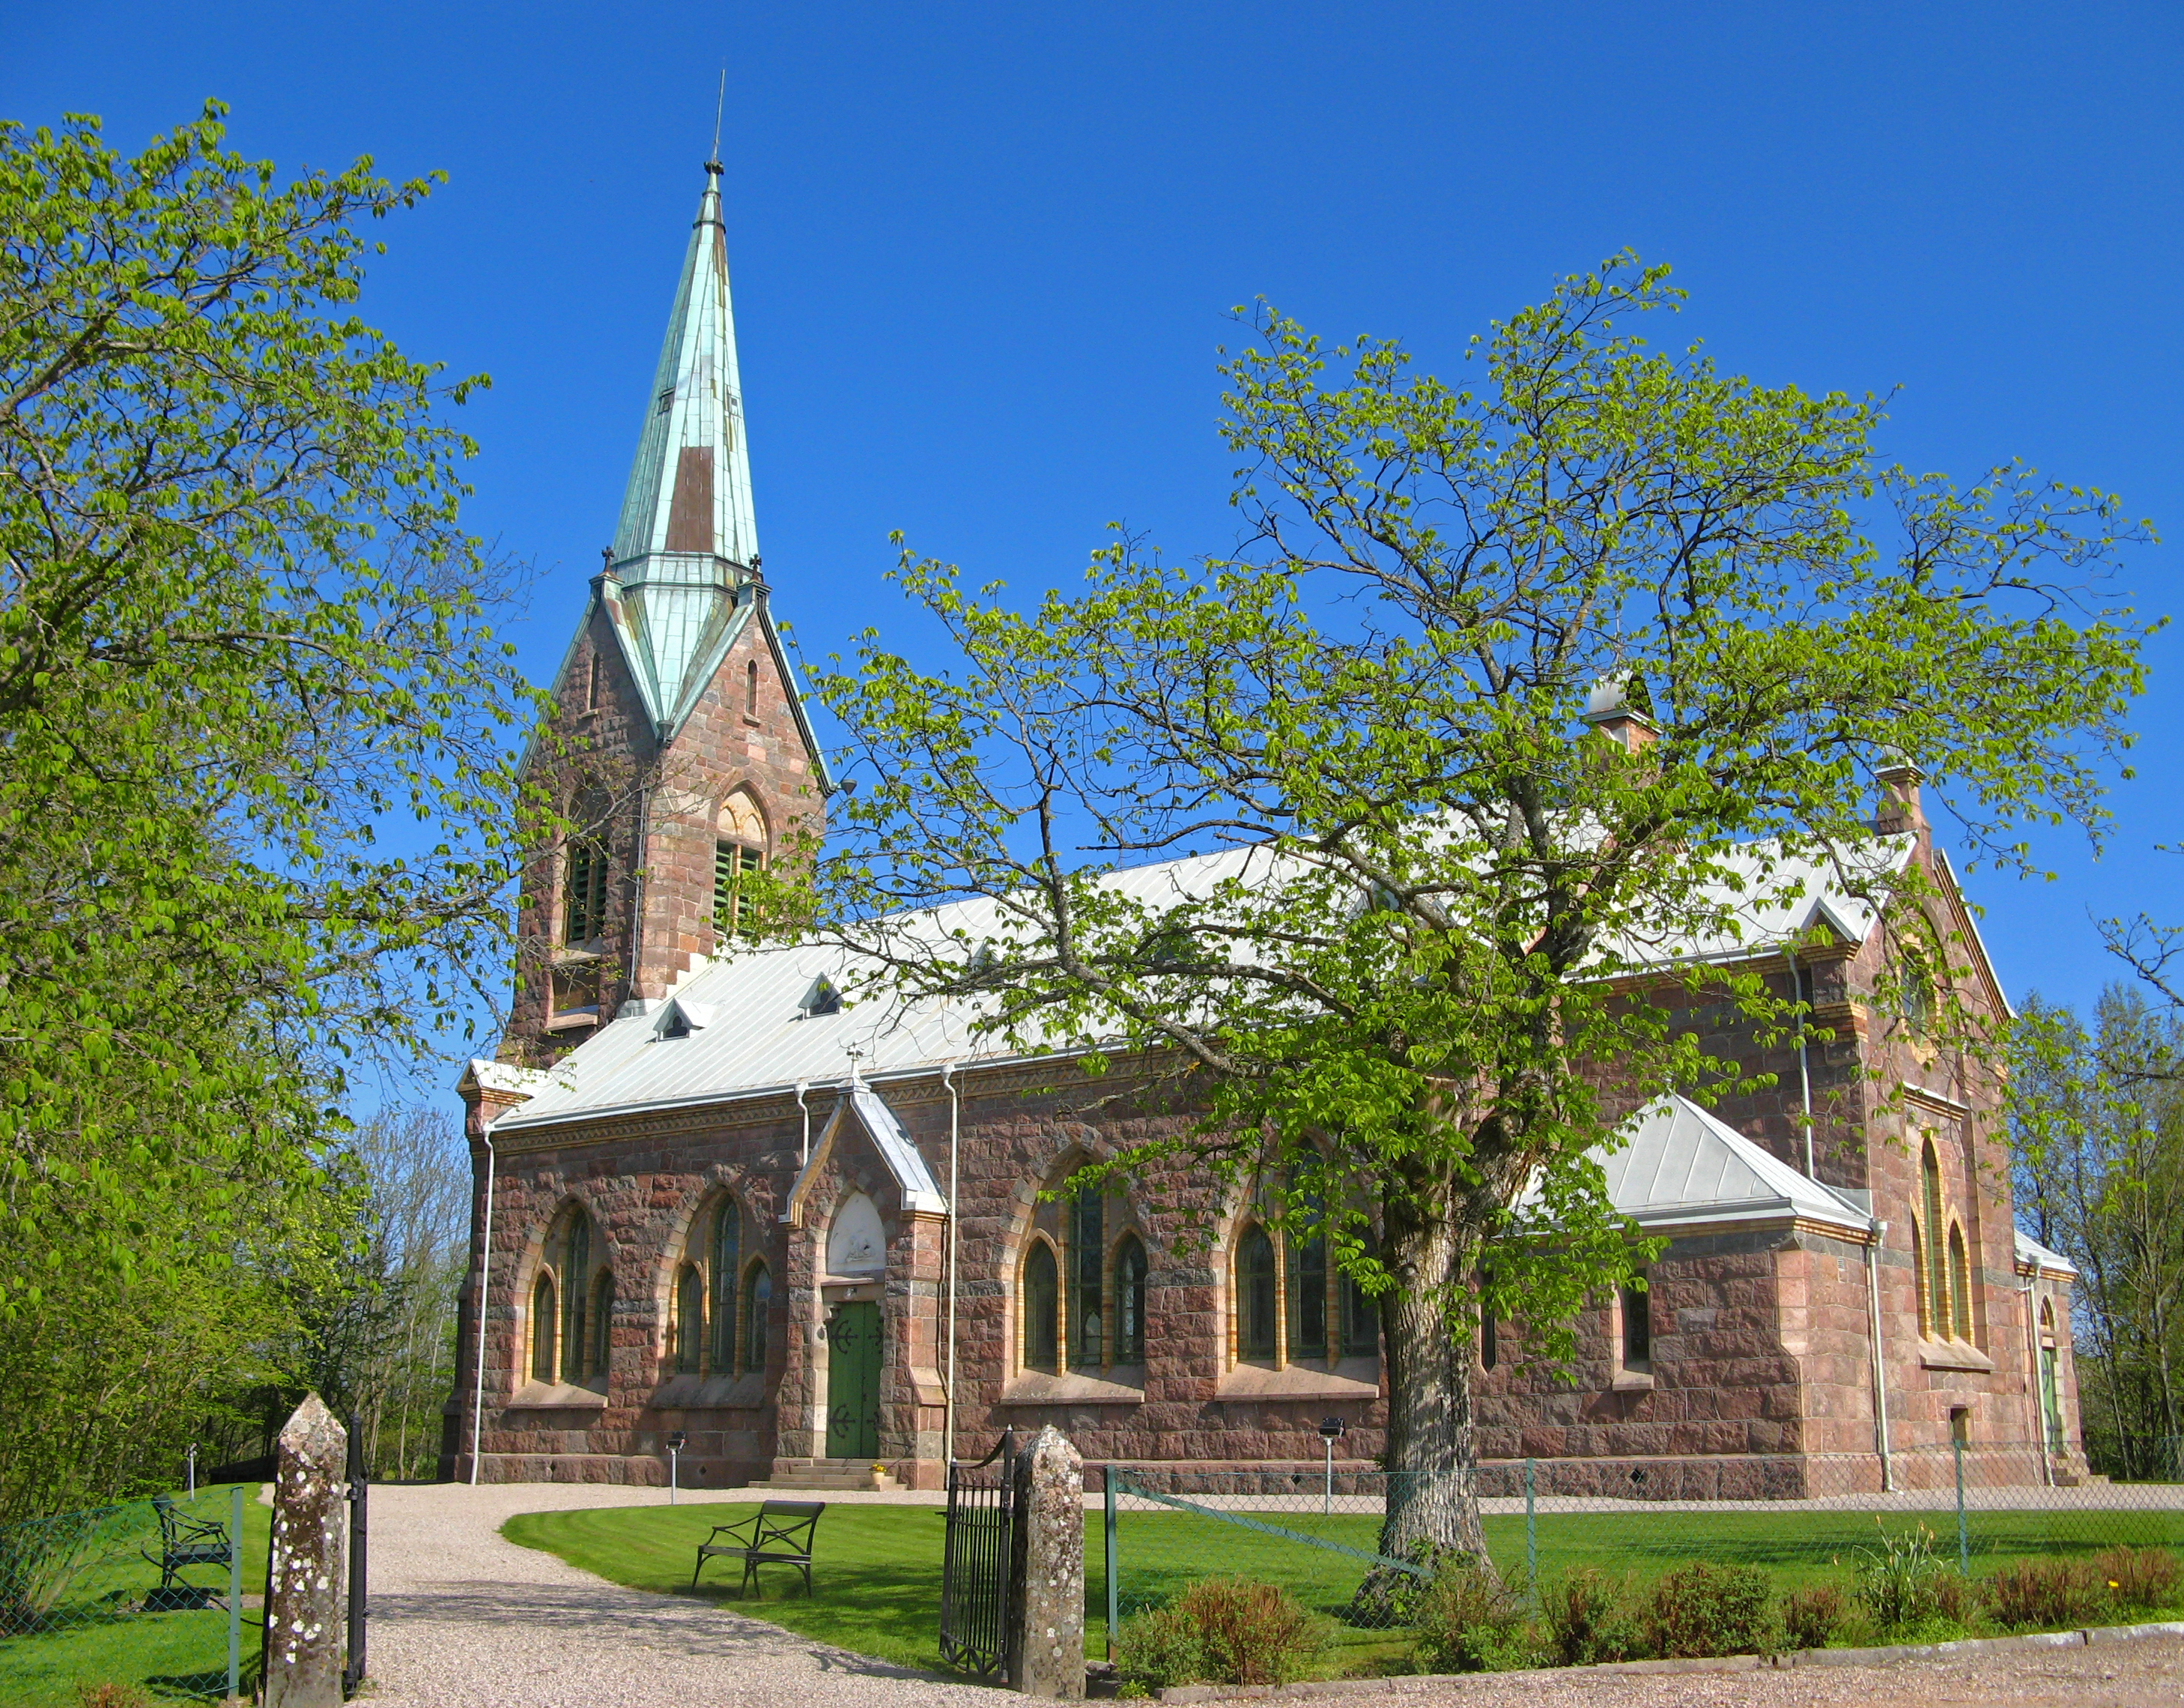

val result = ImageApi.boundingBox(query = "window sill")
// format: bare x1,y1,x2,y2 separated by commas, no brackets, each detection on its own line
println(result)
1610,1369,1656,1393
999,1369,1147,1406
1917,1339,1994,1372
506,1380,608,1410
545,1010,600,1033
651,1372,768,1408
1216,1360,1381,1401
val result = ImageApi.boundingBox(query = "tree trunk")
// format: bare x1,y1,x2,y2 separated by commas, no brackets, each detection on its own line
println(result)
1375,1195,1489,1567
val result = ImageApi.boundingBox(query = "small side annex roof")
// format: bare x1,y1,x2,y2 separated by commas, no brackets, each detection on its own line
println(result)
2015,1226,2078,1279
1574,1094,1873,1237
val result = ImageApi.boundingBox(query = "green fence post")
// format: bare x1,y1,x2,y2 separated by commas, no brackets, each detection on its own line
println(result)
228,1484,243,1700
1105,1474,1119,1661
1525,1458,1538,1601
1953,1437,1969,1575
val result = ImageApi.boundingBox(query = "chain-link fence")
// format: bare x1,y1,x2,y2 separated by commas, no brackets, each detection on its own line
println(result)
0,1485,264,1704
1099,1445,2184,1663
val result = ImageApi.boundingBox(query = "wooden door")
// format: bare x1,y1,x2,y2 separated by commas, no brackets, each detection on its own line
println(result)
825,1300,882,1459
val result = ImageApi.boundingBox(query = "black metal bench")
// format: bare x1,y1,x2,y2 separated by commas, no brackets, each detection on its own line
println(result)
691,1500,825,1599
141,1494,234,1609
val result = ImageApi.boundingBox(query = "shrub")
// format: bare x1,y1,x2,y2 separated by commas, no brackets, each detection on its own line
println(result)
1115,1604,1206,1692
2096,1547,2182,1611
1851,1521,1947,1632
1413,1560,1542,1673
1171,1577,1326,1686
1780,1584,1846,1651
1980,1558,2114,1632
1929,1569,1980,1630
1644,1561,1777,1659
1541,1569,1647,1666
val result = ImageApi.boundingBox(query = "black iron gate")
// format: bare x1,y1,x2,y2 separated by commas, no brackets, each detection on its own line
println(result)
938,1429,1016,1679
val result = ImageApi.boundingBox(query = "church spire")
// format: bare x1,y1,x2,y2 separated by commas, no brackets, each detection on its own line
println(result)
604,161,761,727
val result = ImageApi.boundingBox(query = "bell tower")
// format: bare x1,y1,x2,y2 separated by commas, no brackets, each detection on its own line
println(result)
503,160,831,1068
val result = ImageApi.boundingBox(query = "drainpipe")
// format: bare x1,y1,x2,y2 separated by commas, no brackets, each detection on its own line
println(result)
1867,1217,1894,1492
469,1125,498,1487
942,1059,962,1468
1790,945,1816,1179
796,1080,810,1168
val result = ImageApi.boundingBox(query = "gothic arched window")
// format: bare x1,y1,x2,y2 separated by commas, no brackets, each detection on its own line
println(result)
1948,1223,1974,1342
1114,1235,1149,1366
673,1263,703,1375
530,1275,558,1382
1022,1241,1060,1373
744,1261,773,1372
711,1197,742,1375
714,788,768,941
1922,1141,1951,1339
1070,1188,1105,1369
556,1208,594,1385
1288,1214,1329,1360
1237,1224,1278,1362
589,1268,613,1381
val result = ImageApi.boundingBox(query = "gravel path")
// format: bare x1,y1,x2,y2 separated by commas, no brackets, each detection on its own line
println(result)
362,1481,986,1708
360,1483,2184,1708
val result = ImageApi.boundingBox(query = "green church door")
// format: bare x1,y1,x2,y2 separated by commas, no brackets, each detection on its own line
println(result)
825,1300,883,1459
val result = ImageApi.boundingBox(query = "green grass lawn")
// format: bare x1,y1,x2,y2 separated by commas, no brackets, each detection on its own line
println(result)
506,1497,2184,1686
0,1484,270,1707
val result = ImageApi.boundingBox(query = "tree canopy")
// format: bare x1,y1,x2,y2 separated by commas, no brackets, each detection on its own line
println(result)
802,257,2150,1555
0,105,536,1519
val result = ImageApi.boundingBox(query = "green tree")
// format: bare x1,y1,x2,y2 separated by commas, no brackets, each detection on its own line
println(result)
803,258,2149,1556
0,105,537,1519
2012,987,2184,1476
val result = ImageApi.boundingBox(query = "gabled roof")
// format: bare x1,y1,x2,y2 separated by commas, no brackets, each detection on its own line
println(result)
487,838,1913,1135
1591,1094,1873,1236
782,1082,949,1221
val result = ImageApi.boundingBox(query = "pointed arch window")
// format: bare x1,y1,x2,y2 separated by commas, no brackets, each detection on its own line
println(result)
673,1264,704,1375
1114,1235,1149,1366
1947,1223,1974,1342
559,1211,592,1385
589,1269,613,1380
564,837,608,944
1287,1212,1329,1360
1022,1241,1059,1373
1237,1224,1278,1362
715,787,768,940
1911,1217,1933,1339
711,1199,742,1375
1069,1188,1104,1369
1922,1141,1951,1338
745,658,759,717
530,1275,558,1382
744,1261,772,1371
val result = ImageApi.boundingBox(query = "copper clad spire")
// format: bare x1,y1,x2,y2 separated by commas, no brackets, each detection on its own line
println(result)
606,161,760,727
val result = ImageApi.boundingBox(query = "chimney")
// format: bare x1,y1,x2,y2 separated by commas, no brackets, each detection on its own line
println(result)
1583,675,1657,754
1875,750,1927,838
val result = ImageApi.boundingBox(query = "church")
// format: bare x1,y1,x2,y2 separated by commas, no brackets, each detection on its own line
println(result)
443,163,2087,1497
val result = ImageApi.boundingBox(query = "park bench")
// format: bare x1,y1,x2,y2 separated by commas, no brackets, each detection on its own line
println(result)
691,1500,825,1599
141,1494,234,1608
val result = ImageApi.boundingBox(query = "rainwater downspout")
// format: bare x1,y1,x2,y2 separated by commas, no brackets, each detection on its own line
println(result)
1867,1217,1894,1492
942,1060,962,1469
796,1080,810,1168
1790,945,1816,1180
469,1125,497,1487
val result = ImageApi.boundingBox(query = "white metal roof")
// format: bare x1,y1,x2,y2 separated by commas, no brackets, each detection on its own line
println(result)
488,836,1911,1136
2015,1226,2079,1278
1592,1094,1874,1235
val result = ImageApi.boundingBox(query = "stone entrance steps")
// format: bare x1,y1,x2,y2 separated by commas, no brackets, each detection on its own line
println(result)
750,1459,900,1492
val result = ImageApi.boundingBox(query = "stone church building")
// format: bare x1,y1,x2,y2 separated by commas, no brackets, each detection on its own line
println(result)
444,164,2087,1496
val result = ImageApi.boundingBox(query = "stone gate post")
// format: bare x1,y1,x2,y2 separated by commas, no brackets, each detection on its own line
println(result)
264,1395,348,1708
1007,1424,1085,1698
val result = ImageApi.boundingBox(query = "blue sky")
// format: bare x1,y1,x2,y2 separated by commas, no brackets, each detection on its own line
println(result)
7,0,2179,1025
